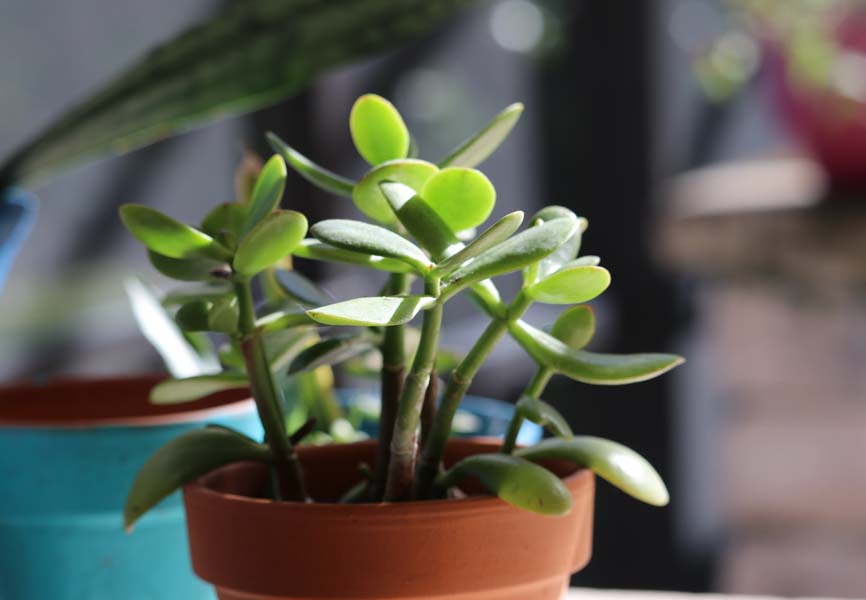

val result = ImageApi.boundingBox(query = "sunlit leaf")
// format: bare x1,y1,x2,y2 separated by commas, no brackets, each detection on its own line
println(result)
439,103,524,168
243,154,287,233
310,219,432,273
517,437,669,507
516,396,572,438
436,454,572,516
150,373,248,405
550,305,595,350
287,334,375,375
293,239,414,274
380,181,457,258
307,295,435,327
421,167,496,232
120,204,231,261
524,207,587,284
352,159,438,224
234,210,308,277
350,94,410,165
267,132,354,197
509,319,685,385
434,211,524,277
124,427,268,530
526,265,610,304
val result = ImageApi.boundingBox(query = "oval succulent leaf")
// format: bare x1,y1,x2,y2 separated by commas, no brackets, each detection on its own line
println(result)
255,306,316,332
147,251,228,282
439,103,524,168
242,154,287,233
350,94,410,165
119,204,231,261
307,295,435,327
150,373,248,405
436,454,572,516
270,268,330,306
175,300,213,332
550,305,596,350
234,210,308,277
380,181,457,258
517,437,669,507
287,334,375,375
124,428,269,530
266,132,354,197
526,207,587,283
293,239,414,274
442,214,578,298
434,211,524,277
310,219,432,273
509,319,684,385
516,396,573,438
208,297,239,334
201,202,247,239
421,167,496,232
352,159,438,224
526,265,611,305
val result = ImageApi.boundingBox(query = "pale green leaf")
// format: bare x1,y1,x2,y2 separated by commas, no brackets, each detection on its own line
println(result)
516,396,572,438
352,159,438,224
120,204,231,261
267,132,354,197
234,210,308,277
310,219,432,273
307,295,435,326
439,103,524,168
293,239,414,274
350,94,410,165
243,154,287,233
550,305,595,350
526,265,611,304
434,211,524,276
379,181,457,258
421,167,496,232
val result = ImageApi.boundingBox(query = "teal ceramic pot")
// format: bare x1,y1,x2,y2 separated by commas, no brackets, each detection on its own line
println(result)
0,375,262,600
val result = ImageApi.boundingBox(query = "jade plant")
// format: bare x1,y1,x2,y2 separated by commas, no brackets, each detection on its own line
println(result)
122,94,683,528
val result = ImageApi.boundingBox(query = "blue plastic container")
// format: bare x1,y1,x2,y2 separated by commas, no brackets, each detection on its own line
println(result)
0,376,262,600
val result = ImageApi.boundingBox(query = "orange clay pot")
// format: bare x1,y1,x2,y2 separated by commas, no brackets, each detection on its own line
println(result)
183,438,594,600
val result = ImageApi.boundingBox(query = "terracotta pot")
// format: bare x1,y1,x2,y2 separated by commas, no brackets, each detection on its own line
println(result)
184,438,594,600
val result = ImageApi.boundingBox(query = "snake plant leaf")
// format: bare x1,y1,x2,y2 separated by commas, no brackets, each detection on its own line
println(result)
147,250,228,282
124,427,269,530
310,219,432,273
436,454,572,516
442,214,578,299
120,205,232,261
255,306,316,332
350,94,410,166
517,437,669,507
526,265,611,305
434,211,524,277
353,159,438,224
550,305,595,350
439,103,524,168
162,283,232,306
293,239,414,274
0,0,473,186
150,372,248,405
242,155,287,233
379,181,457,258
516,396,573,438
509,319,685,385
420,167,496,232
208,297,239,334
175,300,212,332
268,268,330,307
234,210,308,277
201,202,248,241
124,278,218,378
266,132,354,197
307,295,435,327
287,334,375,376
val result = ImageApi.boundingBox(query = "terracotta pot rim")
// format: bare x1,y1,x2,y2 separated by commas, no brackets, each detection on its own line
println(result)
185,439,592,518
0,375,255,429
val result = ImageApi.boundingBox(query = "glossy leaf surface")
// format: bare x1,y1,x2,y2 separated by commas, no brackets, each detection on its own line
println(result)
310,219,432,273
528,208,587,283
526,265,611,305
120,204,230,261
150,373,248,405
438,103,524,168
234,210,308,277
352,159,438,224
550,305,595,350
516,396,573,438
307,295,435,327
421,167,496,232
242,154,287,233
380,181,457,258
293,239,413,274
350,94,410,165
287,334,375,375
267,132,354,197
434,211,523,276
517,437,669,506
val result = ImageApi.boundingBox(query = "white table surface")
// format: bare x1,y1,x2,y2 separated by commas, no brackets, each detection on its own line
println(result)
566,589,848,600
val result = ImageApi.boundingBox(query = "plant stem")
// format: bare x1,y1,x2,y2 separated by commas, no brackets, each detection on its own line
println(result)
384,277,443,501
415,290,533,498
420,368,438,448
500,366,552,454
371,273,409,501
235,280,308,502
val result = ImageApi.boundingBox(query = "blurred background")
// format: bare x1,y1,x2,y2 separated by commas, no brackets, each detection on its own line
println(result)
2,0,865,596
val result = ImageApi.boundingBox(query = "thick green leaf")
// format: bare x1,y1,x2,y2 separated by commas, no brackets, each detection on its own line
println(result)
550,305,595,350
442,214,578,299
516,396,572,438
439,103,524,168
150,373,248,405
161,283,232,306
380,181,457,258
124,278,218,378
234,210,308,277
421,167,496,232
269,268,330,306
509,319,685,385
526,265,611,305
266,132,354,197
517,437,669,507
350,94,410,165
287,334,375,375
310,219,432,273
352,159,438,224
175,300,212,332
436,454,572,516
243,154,287,233
565,255,600,268
147,250,228,282
201,202,247,240
255,306,316,332
120,205,231,261
124,428,269,530
307,295,435,327
208,297,239,334
434,211,524,277
263,328,315,372
218,342,246,372
525,207,587,284
293,239,414,274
